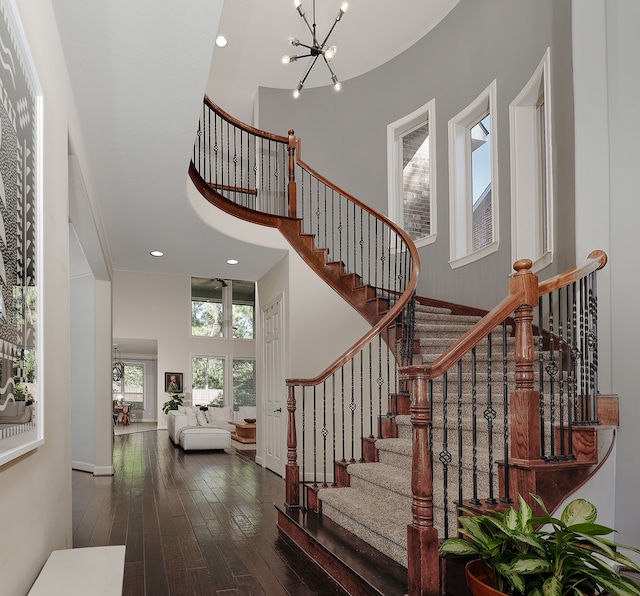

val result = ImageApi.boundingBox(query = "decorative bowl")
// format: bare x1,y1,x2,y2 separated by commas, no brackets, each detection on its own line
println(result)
244,418,256,424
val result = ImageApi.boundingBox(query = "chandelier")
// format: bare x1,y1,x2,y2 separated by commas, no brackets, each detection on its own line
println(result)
281,0,349,98
112,345,124,383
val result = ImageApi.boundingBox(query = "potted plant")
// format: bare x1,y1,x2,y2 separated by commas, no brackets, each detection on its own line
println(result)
161,393,184,414
440,493,640,595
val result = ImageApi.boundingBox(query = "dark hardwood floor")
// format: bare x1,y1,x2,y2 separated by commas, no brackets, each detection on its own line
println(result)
72,429,347,596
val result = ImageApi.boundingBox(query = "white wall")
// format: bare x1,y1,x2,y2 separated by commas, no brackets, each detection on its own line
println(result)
70,274,97,470
573,0,640,558
0,1,87,593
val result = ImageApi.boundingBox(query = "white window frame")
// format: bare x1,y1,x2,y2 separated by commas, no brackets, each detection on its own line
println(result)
510,48,554,272
448,80,499,268
387,99,437,248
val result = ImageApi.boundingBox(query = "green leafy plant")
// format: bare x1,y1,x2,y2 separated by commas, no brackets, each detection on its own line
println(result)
161,393,184,414
440,493,640,595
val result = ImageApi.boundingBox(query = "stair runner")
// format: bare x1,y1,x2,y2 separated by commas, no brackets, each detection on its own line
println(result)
318,303,558,568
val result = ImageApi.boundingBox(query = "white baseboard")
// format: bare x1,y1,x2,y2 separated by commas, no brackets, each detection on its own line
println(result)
71,460,94,473
71,461,114,476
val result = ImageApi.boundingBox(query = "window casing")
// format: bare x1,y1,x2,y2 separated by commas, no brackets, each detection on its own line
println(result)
448,81,499,268
387,99,437,248
510,48,554,271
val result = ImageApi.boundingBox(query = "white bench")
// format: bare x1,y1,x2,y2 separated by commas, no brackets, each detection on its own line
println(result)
28,545,125,596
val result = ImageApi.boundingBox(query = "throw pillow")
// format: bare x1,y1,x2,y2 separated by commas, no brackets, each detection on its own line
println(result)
195,410,207,426
184,406,198,426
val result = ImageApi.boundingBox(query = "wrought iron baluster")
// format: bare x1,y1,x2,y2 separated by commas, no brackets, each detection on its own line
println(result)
538,298,545,456
322,381,328,488
302,386,307,511
350,358,356,463
558,287,567,458
470,347,480,505
332,373,337,486
457,360,464,515
547,293,557,459
368,342,374,439
377,334,383,439
588,271,599,423
440,372,452,536
340,366,346,463
485,332,497,505
501,321,512,503
312,386,318,488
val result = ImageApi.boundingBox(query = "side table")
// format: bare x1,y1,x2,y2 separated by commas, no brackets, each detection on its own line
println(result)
228,421,256,444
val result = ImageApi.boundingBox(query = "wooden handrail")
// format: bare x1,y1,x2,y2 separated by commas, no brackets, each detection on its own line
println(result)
295,155,411,237
203,95,289,144
401,292,522,382
402,252,608,383
538,249,607,296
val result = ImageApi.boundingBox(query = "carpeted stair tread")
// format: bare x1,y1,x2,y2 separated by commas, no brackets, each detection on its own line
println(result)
318,487,411,566
376,437,412,457
347,462,412,497
414,304,452,315
414,312,482,325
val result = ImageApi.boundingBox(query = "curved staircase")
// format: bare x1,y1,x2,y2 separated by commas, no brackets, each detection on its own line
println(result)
189,98,616,596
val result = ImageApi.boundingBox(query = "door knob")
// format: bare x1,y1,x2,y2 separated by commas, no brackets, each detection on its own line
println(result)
274,408,282,413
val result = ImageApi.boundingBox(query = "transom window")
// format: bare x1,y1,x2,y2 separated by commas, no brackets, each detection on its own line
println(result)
191,278,255,339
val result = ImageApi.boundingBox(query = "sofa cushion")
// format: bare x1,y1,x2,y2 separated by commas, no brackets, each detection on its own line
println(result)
205,406,232,424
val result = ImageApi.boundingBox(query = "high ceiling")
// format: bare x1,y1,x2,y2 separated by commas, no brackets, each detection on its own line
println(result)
52,0,459,283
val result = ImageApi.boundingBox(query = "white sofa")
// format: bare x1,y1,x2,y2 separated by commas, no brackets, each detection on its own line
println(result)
167,405,232,450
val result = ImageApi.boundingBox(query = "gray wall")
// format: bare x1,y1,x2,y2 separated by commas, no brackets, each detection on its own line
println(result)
257,0,575,310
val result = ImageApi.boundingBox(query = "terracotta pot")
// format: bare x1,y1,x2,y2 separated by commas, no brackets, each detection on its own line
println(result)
465,559,507,596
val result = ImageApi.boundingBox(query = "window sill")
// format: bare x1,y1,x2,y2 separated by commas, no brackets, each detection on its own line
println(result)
449,240,499,269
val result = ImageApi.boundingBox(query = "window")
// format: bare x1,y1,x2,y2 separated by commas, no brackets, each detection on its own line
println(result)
192,355,225,407
113,362,145,406
191,278,255,339
387,99,437,247
510,48,554,271
232,281,255,339
449,81,499,268
233,359,256,407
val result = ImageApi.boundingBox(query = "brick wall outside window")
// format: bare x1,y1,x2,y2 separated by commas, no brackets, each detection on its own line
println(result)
402,124,430,242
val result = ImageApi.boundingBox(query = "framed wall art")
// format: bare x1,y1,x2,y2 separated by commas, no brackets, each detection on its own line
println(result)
0,0,43,467
164,372,183,394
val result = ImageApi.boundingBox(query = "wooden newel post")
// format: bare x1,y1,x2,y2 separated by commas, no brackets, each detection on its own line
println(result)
406,370,441,596
285,384,300,508
287,130,297,219
508,259,541,462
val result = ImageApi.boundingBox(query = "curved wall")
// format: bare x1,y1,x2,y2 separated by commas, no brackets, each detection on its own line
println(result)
257,0,574,309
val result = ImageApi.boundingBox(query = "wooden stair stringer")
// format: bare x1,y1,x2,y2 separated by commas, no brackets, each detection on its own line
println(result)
278,218,396,328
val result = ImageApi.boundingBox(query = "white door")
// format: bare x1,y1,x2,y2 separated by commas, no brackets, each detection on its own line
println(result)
262,295,285,475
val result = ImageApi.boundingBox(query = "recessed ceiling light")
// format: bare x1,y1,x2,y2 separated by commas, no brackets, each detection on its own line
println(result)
226,258,238,265
150,250,164,257
215,35,228,48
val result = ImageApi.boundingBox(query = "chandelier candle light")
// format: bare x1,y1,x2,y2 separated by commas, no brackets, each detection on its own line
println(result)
282,0,349,98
